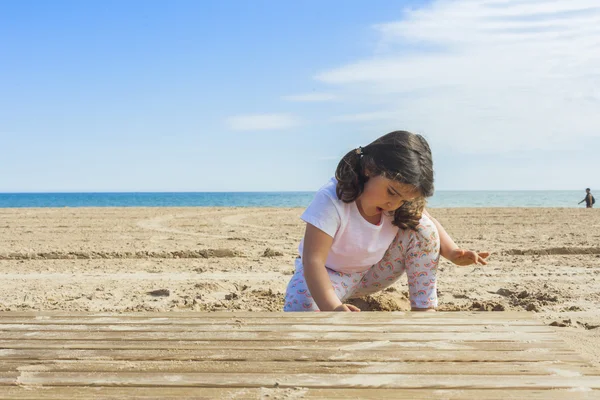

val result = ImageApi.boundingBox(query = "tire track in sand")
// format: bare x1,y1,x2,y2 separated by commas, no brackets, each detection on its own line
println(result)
136,211,292,245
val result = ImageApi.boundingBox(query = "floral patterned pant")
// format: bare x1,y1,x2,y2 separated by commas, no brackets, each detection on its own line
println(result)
283,215,440,311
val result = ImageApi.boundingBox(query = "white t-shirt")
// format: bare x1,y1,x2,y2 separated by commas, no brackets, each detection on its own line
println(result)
298,177,400,274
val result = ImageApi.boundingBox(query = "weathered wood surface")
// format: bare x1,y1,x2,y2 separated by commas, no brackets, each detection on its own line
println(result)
0,311,598,399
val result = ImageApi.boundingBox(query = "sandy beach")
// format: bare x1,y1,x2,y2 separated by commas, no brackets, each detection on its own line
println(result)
0,207,599,366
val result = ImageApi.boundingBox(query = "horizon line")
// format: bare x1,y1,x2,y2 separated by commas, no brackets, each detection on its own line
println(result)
0,189,593,194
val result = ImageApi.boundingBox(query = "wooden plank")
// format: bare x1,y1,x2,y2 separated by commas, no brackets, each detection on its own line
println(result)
0,311,536,319
0,317,543,326
10,371,600,389
0,323,554,333
0,387,262,400
0,387,598,400
0,348,584,362
0,311,597,399
290,388,600,400
0,339,568,351
3,360,597,375
0,330,559,341
0,373,17,385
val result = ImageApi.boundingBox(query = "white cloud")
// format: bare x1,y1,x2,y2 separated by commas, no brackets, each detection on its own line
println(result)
315,0,600,153
226,114,299,131
282,93,337,102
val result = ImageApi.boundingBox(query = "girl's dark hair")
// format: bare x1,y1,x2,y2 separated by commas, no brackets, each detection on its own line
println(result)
335,130,434,230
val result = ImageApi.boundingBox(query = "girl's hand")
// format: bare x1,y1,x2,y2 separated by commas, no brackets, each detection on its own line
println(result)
446,248,490,266
333,304,361,312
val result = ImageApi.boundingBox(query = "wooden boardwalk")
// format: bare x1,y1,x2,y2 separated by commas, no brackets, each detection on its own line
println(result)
0,311,598,399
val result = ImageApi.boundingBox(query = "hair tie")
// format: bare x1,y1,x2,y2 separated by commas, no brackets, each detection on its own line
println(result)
355,146,364,156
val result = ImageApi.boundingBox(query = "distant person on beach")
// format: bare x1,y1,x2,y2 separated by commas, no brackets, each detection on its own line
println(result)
283,130,489,312
578,188,595,208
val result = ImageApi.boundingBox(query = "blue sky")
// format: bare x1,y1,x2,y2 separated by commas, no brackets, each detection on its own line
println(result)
1,0,599,192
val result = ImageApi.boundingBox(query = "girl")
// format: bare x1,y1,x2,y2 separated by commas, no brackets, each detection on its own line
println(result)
284,130,489,312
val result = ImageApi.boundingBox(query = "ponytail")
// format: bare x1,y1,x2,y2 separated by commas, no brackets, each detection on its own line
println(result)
335,148,366,202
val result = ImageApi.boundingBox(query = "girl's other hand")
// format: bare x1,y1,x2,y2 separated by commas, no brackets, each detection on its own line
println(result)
447,249,490,266
333,304,361,312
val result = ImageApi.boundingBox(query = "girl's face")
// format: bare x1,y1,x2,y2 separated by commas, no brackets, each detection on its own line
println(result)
356,175,420,220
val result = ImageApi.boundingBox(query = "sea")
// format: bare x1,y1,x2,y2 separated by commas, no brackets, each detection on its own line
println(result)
0,191,590,208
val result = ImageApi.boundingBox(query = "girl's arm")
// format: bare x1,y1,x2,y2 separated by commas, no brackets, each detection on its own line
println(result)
302,224,347,311
423,209,489,266
422,209,458,258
